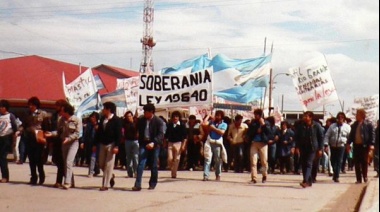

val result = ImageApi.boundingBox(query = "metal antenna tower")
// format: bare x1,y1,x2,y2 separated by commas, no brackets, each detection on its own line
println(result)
140,0,156,73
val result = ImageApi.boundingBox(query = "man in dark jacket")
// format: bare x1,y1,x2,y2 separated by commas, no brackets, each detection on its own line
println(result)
132,104,165,191
347,109,375,183
295,111,324,188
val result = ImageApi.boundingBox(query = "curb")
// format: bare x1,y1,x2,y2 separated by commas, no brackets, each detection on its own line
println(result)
359,177,379,212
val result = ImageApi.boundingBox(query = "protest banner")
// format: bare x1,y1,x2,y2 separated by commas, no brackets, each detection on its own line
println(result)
139,68,213,108
116,77,139,112
289,54,339,111
63,68,98,109
189,105,213,120
347,95,379,124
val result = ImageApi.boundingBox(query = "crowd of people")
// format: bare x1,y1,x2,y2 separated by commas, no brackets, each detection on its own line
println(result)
0,97,379,191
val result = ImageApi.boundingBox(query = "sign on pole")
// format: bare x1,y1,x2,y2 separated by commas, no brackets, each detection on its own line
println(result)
289,54,339,111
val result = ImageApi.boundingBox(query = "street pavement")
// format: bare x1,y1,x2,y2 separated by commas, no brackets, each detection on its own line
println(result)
0,162,378,212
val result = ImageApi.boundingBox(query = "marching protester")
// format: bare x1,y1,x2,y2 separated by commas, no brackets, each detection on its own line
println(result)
82,112,100,177
324,112,351,183
44,99,68,188
266,116,280,174
123,111,139,178
247,109,271,183
0,100,18,183
186,115,204,171
375,120,379,178
22,97,49,185
347,109,375,183
132,103,165,191
58,103,82,189
278,121,295,174
96,102,122,191
227,114,248,173
165,111,187,179
295,111,324,188
202,110,228,181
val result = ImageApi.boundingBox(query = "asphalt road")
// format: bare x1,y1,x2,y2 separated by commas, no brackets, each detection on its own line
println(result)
0,163,378,212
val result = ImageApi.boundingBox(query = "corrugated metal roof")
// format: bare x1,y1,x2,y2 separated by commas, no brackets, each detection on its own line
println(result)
0,55,138,101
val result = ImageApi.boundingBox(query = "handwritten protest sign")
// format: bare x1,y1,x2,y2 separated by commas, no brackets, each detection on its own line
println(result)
347,95,379,124
116,77,139,112
289,54,339,111
139,68,213,108
63,68,97,109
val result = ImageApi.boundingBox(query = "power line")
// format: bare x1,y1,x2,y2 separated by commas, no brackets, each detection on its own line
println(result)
0,0,299,18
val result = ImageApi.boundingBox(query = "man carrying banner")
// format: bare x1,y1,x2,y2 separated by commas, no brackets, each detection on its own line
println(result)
202,110,228,181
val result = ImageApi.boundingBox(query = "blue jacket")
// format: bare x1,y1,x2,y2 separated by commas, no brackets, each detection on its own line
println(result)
278,129,295,157
295,121,324,152
247,120,271,143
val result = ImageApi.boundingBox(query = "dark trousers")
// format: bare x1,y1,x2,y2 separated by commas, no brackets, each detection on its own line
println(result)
268,144,277,173
27,142,45,183
341,150,348,172
223,140,231,171
353,144,369,182
232,143,244,173
187,141,201,170
300,149,316,185
330,147,345,180
52,140,65,184
312,156,320,181
0,135,11,180
135,147,159,188
279,156,291,173
293,153,301,173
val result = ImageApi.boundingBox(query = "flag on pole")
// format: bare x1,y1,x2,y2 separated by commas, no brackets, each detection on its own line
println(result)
94,74,106,90
160,53,272,104
76,92,102,117
211,54,272,103
101,89,127,107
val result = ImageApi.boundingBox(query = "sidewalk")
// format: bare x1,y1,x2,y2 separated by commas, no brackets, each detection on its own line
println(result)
359,175,379,212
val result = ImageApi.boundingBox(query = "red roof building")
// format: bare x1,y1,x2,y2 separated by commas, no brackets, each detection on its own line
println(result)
0,55,139,104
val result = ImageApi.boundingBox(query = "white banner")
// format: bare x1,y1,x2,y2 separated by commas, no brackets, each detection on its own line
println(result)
116,77,139,112
139,68,213,108
347,95,379,124
189,105,213,120
289,54,339,111
63,68,97,109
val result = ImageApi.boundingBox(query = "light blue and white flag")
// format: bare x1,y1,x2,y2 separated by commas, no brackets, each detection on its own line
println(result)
76,92,102,117
211,54,272,103
94,74,105,90
160,54,211,75
101,89,127,108
160,53,272,104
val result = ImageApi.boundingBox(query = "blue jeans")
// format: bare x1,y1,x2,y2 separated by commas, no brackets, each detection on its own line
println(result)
134,146,159,188
232,143,244,173
204,143,222,178
268,144,277,173
330,147,345,180
125,140,139,177
300,148,316,185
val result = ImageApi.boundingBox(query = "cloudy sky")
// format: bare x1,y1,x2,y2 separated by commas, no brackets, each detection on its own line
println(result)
0,0,378,113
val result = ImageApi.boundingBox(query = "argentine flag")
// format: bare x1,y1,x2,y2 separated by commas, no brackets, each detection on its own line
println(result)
211,54,272,104
101,89,127,108
160,53,272,104
76,92,102,117
160,54,211,75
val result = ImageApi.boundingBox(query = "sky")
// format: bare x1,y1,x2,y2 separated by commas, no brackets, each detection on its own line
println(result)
0,0,379,114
